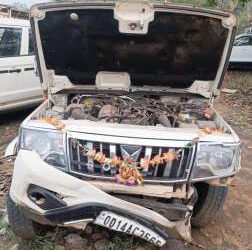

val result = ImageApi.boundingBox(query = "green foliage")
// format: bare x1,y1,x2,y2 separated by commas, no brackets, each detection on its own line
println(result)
12,2,29,12
0,218,20,249
205,0,218,7
239,0,249,7
237,0,252,33
0,218,57,250
19,236,56,250
108,234,135,250
51,0,249,9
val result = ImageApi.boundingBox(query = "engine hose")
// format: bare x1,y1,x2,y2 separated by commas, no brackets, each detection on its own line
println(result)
158,114,172,127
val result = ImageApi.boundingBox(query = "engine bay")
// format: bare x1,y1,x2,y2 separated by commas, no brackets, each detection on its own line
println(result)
46,94,218,129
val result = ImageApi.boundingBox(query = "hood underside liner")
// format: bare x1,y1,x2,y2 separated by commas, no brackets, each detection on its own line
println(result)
38,8,229,89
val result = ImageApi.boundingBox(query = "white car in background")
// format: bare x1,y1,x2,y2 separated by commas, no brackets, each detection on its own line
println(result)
0,18,42,113
229,33,252,69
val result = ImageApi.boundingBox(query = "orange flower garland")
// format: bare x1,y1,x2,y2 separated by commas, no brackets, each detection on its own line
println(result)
82,147,182,185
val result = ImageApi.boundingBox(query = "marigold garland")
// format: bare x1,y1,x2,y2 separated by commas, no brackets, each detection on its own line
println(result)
81,146,183,185
40,116,65,130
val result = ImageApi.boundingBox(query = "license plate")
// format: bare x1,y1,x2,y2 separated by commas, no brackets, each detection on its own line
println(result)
94,211,166,246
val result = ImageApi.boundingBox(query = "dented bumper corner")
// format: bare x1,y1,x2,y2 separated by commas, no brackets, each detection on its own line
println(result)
10,149,194,243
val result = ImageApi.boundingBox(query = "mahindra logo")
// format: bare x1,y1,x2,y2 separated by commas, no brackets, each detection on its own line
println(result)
120,145,142,162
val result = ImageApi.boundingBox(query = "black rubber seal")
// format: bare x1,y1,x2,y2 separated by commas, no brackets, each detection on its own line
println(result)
30,17,43,83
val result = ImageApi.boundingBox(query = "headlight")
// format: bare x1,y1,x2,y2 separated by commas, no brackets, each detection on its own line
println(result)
192,144,240,180
20,128,66,168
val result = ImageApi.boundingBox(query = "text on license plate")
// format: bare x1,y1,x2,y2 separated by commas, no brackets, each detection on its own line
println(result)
94,211,166,246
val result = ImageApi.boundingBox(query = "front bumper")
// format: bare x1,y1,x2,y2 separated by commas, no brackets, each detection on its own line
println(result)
10,149,194,242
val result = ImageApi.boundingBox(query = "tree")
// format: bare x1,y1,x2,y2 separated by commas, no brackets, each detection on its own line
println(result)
12,2,29,12
239,0,249,7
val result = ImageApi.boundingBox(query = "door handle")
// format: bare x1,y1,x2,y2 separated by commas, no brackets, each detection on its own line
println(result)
24,67,35,71
9,69,21,73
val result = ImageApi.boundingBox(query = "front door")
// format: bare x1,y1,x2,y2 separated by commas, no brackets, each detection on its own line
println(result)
0,25,24,105
0,25,42,108
230,35,252,63
20,28,42,101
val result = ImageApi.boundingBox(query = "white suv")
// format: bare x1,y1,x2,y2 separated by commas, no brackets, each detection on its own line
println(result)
229,33,252,68
5,1,241,247
0,18,42,113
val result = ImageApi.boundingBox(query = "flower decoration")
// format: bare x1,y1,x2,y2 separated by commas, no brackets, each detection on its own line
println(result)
201,126,224,135
81,146,182,186
40,116,65,130
203,108,214,119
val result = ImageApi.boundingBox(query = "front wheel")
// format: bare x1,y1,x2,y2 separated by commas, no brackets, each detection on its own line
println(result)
192,183,228,227
7,195,45,239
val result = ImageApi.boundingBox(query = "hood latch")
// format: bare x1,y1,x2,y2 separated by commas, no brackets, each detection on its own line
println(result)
114,1,154,35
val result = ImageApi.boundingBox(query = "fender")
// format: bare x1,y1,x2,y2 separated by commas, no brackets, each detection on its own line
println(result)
4,137,18,158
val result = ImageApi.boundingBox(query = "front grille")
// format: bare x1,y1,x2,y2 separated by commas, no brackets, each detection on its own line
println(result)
68,138,193,183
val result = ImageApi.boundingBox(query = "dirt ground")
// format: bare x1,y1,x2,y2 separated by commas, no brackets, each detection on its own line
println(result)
0,71,251,250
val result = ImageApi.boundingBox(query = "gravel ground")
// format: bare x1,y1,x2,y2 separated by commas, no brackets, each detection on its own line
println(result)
0,71,251,250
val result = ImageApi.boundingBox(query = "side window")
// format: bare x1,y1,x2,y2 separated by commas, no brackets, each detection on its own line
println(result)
234,36,250,46
245,27,252,34
249,37,252,46
28,29,34,54
0,27,22,57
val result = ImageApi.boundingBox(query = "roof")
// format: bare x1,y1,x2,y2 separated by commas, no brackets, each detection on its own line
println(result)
0,17,30,27
236,33,252,38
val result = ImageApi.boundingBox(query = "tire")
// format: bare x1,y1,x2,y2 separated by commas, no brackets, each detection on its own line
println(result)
192,183,228,227
7,195,44,239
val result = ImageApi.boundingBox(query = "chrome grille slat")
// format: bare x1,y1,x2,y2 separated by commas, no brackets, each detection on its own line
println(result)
69,138,193,183
86,142,94,173
153,148,162,177
100,143,104,174
163,149,174,177
77,142,81,171
142,147,152,176
177,149,185,177
110,144,117,175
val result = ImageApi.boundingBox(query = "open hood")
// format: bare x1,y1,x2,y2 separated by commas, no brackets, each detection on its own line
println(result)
30,1,237,98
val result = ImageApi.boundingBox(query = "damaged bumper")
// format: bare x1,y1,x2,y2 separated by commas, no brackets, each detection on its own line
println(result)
10,150,196,245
